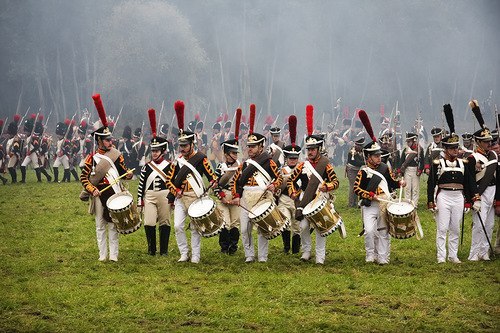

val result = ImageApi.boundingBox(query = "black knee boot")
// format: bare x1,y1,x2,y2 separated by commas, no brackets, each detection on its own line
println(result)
228,227,240,255
282,229,291,254
35,168,42,182
53,167,59,182
40,168,52,182
20,166,26,183
219,228,230,253
144,225,156,255
159,225,171,256
8,167,17,183
71,169,79,181
63,169,70,182
292,234,301,254
0,174,7,185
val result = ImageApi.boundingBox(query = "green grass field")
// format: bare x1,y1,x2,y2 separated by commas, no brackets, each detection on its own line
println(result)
0,169,498,332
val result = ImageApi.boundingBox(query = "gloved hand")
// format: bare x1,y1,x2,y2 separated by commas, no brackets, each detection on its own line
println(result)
469,100,479,110
428,202,437,213
472,200,481,212
464,202,471,214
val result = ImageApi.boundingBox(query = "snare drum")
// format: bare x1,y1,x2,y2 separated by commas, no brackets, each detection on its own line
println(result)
303,197,343,237
106,191,141,234
386,200,416,239
249,201,289,240
188,197,224,238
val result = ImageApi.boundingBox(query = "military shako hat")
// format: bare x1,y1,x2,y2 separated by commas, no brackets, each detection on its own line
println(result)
354,135,365,146
270,127,281,135
283,144,301,157
430,127,443,136
405,132,417,141
247,132,266,146
363,140,382,155
442,133,460,148
473,127,492,141
150,136,168,150
221,138,239,153
461,132,473,141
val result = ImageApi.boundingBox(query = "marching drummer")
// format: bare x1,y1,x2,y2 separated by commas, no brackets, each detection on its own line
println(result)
214,109,242,255
277,116,302,255
137,109,172,256
230,104,282,263
353,111,404,265
288,105,339,265
427,104,478,264
165,101,217,264
80,94,133,262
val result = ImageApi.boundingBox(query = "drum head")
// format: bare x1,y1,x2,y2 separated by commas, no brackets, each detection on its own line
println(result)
249,201,272,219
303,197,324,215
188,197,214,218
387,201,414,216
107,193,133,211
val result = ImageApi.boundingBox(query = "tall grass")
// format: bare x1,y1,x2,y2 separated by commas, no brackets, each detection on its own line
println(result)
0,169,498,332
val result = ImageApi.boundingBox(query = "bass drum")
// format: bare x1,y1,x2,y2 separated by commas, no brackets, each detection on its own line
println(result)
386,200,416,239
303,196,344,237
249,200,289,240
188,197,224,238
106,191,141,234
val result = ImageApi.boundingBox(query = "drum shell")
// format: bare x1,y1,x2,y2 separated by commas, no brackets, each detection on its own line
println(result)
188,198,225,238
386,200,416,239
303,197,343,237
106,192,141,235
249,201,289,240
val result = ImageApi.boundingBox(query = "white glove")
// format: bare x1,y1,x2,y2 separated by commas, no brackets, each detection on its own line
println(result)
472,200,481,212
463,207,470,214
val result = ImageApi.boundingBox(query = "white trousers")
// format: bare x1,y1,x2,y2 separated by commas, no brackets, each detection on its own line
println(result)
174,192,201,261
94,198,119,260
435,190,464,261
240,189,270,261
21,152,40,168
404,166,420,206
361,201,390,263
469,185,495,260
53,155,69,168
299,219,327,263
278,195,300,235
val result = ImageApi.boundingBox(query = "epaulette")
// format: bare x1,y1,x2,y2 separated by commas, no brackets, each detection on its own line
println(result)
432,159,440,165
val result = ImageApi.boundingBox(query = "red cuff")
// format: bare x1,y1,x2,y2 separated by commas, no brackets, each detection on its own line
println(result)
219,191,226,198
424,164,430,170
369,191,375,198
233,193,240,199
464,202,471,209
397,169,401,174
176,188,182,194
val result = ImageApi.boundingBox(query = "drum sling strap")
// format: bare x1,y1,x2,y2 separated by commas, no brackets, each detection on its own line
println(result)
297,156,329,210
238,152,272,187
472,152,497,195
174,152,205,195
217,161,240,188
360,163,390,207
147,160,170,189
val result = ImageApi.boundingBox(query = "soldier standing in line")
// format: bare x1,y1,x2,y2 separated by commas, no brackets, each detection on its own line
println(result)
268,126,285,167
214,108,242,255
467,101,499,261
277,115,301,255
345,135,365,208
427,104,478,264
137,109,171,256
424,128,444,175
397,132,425,206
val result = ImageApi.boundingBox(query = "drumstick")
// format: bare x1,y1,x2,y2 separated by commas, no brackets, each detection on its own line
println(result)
398,184,403,203
99,168,135,194
375,197,395,205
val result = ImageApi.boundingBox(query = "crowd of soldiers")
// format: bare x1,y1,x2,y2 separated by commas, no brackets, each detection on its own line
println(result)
1,99,499,265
